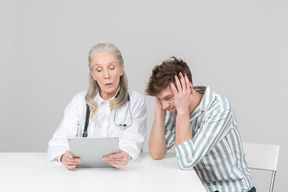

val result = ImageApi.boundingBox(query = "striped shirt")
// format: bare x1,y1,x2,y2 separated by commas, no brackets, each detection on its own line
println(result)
165,86,253,192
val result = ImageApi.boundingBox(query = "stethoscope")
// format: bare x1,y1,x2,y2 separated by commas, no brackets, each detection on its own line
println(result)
82,93,132,137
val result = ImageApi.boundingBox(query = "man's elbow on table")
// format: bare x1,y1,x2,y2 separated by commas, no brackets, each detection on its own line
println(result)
149,151,166,160
176,157,195,171
178,164,194,171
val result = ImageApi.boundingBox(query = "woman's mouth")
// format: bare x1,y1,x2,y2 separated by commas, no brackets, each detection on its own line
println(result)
105,83,112,86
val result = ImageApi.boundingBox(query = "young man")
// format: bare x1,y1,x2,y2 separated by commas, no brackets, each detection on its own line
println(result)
145,57,255,192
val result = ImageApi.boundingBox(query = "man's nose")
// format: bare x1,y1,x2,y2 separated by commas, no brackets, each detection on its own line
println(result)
162,101,169,110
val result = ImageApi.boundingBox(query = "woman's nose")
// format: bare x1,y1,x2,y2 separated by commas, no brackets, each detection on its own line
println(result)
104,70,110,79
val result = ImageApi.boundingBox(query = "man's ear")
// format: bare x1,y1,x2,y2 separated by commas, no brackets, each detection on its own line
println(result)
189,82,194,94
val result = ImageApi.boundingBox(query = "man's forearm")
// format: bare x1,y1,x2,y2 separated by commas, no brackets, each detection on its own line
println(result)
149,109,167,160
175,112,191,146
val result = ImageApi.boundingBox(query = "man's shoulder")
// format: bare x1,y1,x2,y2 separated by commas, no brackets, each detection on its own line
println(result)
203,86,233,111
213,91,233,111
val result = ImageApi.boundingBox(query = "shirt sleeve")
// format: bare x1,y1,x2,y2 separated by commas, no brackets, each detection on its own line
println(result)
118,91,147,160
175,108,234,170
47,93,85,162
164,112,176,151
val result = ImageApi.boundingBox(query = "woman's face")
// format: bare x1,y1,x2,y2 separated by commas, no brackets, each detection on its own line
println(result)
90,51,124,100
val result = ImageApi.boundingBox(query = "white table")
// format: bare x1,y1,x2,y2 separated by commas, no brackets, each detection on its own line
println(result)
0,152,206,192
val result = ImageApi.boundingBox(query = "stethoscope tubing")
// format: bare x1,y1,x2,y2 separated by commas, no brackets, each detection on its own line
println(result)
82,94,131,137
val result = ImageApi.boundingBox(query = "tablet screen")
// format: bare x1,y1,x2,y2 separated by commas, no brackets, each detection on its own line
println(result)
68,137,119,168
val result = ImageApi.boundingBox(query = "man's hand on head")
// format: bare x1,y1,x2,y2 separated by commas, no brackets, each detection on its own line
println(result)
170,72,194,116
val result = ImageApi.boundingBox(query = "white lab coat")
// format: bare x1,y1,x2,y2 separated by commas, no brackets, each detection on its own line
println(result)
48,89,147,162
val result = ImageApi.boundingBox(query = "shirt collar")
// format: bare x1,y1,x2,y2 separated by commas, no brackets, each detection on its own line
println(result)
191,86,216,120
95,87,120,105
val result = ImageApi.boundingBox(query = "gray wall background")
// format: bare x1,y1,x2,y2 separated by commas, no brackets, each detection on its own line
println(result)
0,0,287,191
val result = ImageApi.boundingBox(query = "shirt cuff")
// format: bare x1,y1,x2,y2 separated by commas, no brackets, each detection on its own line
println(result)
176,139,194,157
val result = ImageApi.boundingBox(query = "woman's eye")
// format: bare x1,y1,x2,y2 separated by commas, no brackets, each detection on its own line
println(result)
96,68,102,72
109,66,115,70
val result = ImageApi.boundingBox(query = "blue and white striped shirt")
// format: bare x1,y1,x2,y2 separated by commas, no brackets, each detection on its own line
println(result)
165,86,253,192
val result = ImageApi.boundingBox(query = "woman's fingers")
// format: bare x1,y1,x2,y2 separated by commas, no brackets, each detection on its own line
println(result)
103,151,129,169
61,151,81,170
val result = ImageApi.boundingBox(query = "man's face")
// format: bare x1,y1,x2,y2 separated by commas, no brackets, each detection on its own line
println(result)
156,85,177,115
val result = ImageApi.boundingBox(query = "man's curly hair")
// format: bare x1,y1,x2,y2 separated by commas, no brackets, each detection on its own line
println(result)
145,57,193,96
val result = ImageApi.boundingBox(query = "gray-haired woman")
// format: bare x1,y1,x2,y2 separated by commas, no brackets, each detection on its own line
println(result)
48,43,147,169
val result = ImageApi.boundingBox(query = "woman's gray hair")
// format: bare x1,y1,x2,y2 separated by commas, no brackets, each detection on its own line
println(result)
85,43,128,120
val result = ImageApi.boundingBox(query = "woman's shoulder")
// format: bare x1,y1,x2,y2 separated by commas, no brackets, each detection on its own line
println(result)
73,90,86,98
70,90,87,105
63,91,87,112
128,89,145,100
128,90,147,108
127,89,146,112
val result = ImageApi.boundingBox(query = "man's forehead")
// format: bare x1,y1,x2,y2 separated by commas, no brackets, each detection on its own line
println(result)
157,86,173,99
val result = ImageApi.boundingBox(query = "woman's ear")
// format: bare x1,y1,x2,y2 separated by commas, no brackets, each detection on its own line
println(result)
90,71,96,80
120,64,124,76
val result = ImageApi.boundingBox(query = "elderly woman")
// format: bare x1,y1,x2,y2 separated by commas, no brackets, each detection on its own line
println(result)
48,43,147,169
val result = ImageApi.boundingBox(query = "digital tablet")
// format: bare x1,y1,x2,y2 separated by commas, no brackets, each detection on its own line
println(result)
67,137,119,168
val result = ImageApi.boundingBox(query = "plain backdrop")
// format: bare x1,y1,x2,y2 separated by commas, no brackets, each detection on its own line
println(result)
0,0,287,191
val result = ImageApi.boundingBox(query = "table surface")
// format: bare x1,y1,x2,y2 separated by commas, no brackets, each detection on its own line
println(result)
0,152,206,192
